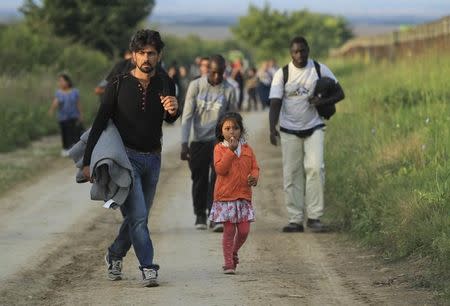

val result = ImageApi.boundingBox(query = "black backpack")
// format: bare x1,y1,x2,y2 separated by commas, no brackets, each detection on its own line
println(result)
282,60,336,120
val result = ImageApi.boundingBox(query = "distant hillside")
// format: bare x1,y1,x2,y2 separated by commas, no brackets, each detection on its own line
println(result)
150,13,440,39
0,9,440,39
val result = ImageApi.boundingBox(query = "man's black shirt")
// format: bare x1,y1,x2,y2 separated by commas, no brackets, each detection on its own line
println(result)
105,59,135,83
83,71,180,166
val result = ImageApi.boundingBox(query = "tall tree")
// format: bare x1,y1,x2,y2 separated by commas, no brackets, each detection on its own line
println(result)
20,0,155,56
232,4,353,63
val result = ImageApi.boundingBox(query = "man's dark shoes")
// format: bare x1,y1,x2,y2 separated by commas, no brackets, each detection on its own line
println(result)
105,251,123,281
195,215,207,230
307,219,327,233
142,265,160,287
282,223,304,233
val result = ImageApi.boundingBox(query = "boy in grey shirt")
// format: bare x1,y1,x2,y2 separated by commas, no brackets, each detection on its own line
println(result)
181,54,237,231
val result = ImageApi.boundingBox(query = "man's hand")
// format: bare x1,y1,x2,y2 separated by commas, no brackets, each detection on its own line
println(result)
82,166,93,183
229,136,239,151
270,130,280,146
94,86,105,96
161,95,179,115
248,175,258,187
180,143,190,161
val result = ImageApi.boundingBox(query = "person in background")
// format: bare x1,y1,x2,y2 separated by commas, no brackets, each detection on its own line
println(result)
167,66,179,98
257,61,272,110
94,50,134,97
180,54,237,232
231,60,244,110
245,67,258,111
193,56,210,80
48,73,83,157
189,56,201,80
269,36,345,233
268,58,279,79
178,65,190,113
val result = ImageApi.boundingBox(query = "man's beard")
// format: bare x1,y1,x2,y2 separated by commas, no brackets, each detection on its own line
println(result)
138,63,154,74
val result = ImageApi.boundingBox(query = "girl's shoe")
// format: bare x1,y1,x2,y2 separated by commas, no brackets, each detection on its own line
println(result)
223,266,235,274
233,253,239,268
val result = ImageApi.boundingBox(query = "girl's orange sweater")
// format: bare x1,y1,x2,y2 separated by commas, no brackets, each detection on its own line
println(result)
213,142,259,202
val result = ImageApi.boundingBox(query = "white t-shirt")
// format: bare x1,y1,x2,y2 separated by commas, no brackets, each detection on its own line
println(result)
269,59,338,131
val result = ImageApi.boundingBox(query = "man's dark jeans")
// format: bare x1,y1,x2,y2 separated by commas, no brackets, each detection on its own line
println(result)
188,141,216,218
108,148,161,269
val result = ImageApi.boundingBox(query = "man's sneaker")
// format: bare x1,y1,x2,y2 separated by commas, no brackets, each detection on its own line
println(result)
282,223,304,233
195,215,207,230
212,222,224,233
142,266,159,287
105,252,122,281
307,219,327,233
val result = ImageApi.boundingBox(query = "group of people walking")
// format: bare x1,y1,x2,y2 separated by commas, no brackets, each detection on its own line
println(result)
48,29,344,287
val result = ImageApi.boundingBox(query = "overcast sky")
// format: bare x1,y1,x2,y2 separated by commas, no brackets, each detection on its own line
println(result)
1,0,449,18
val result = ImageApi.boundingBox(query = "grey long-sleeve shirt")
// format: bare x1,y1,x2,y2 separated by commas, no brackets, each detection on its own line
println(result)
181,76,237,144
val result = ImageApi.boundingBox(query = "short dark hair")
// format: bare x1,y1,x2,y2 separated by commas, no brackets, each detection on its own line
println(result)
200,56,210,62
129,29,165,53
209,54,226,68
59,73,73,88
290,36,309,49
215,112,247,142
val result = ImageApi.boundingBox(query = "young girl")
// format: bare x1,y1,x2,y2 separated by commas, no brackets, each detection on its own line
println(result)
48,73,83,156
209,112,259,274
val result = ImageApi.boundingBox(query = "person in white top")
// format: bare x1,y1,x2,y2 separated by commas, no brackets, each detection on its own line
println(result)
268,36,345,233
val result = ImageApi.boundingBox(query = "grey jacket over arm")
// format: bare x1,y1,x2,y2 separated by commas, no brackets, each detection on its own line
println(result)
69,120,133,208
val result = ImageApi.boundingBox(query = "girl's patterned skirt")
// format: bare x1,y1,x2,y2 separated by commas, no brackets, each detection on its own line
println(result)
209,199,255,223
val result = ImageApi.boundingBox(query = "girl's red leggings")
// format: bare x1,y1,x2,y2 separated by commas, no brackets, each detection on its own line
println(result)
222,221,250,268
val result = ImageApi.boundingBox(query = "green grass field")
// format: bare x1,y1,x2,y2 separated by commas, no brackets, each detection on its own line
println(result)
0,73,103,152
0,20,448,299
325,54,450,298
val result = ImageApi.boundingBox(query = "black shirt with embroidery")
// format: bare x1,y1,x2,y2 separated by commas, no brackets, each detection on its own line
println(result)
83,72,180,166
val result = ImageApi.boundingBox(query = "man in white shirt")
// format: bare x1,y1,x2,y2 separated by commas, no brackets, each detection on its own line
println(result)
269,36,345,233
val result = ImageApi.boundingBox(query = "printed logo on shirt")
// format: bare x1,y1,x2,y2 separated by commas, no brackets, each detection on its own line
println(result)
197,93,226,111
285,84,311,98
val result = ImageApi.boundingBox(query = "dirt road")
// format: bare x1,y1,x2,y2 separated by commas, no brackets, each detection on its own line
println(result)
0,112,437,305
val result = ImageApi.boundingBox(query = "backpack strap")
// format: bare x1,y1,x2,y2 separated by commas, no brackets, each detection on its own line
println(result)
313,60,321,79
283,61,321,84
282,65,289,85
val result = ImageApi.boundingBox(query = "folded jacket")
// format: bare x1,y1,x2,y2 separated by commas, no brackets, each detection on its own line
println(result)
69,120,133,207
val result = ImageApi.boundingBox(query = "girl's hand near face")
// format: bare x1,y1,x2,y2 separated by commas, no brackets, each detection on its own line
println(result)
229,136,239,151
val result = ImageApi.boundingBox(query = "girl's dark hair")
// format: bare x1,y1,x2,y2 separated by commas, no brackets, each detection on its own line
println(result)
215,112,246,142
129,29,165,53
59,73,73,88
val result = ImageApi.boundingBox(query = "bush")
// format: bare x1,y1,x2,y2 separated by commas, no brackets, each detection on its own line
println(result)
0,22,109,152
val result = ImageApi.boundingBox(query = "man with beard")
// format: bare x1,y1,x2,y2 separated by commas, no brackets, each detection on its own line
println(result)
82,29,180,287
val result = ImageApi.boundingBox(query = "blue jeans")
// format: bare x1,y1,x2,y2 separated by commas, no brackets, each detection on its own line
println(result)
108,149,161,269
